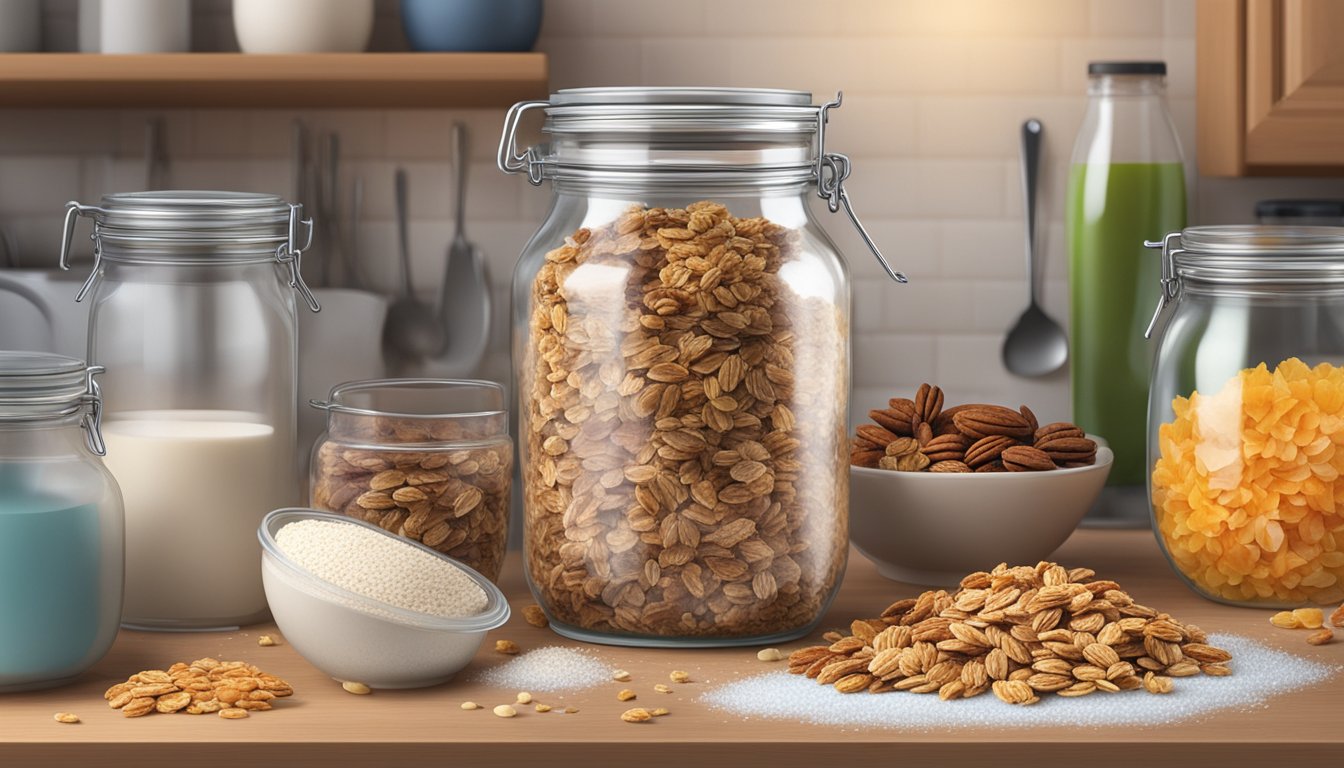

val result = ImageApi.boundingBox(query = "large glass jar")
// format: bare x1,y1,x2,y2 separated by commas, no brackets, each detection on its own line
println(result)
1147,226,1344,607
60,191,320,630
0,352,123,691
309,378,512,582
499,88,905,646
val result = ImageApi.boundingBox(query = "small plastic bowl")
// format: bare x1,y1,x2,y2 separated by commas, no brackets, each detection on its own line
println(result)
849,445,1113,587
258,508,509,689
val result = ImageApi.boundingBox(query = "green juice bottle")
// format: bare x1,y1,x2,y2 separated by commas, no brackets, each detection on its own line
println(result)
1066,62,1187,526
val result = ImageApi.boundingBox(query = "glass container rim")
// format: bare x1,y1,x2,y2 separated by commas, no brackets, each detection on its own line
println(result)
313,378,508,422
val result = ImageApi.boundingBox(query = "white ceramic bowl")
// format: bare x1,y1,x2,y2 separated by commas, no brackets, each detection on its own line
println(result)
258,508,509,689
233,0,374,53
849,445,1114,586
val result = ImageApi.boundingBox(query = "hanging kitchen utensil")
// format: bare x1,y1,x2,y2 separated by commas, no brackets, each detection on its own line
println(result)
434,121,490,375
1002,118,1068,378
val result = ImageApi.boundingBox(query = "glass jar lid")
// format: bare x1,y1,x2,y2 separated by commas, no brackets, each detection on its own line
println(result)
1174,225,1344,282
0,351,106,454
499,88,907,283
58,190,321,312
1143,225,1344,338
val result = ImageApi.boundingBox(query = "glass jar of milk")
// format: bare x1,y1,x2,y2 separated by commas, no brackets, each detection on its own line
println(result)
60,191,320,630
0,351,123,691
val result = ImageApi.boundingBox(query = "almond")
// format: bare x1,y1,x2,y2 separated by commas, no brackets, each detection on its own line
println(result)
964,435,1018,468
1034,422,1086,442
953,406,1034,441
913,383,945,423
921,433,970,463
869,407,915,435
856,424,900,448
1002,445,1055,472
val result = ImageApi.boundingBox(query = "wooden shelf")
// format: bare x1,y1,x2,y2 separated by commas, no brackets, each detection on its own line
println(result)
0,53,548,108
3,530,1342,767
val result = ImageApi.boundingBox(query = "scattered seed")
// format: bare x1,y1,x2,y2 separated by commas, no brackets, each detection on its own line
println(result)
1332,603,1344,627
617,689,636,701
516,691,533,705
1293,608,1325,629
621,707,652,723
493,704,517,718
53,713,79,724
653,683,673,694
342,681,371,695
257,635,279,647
650,707,670,716
461,701,481,710
1270,611,1300,629
218,708,249,719
1307,628,1335,646
612,669,632,682
535,703,552,713
522,605,549,628
563,706,579,714
669,670,690,684
495,640,521,655
756,648,784,662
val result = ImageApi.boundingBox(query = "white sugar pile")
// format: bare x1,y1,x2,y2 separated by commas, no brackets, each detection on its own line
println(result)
275,519,487,618
700,635,1336,730
477,647,611,692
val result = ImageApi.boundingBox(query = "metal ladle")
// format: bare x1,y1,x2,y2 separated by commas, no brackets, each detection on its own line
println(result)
1002,118,1068,378
382,168,446,369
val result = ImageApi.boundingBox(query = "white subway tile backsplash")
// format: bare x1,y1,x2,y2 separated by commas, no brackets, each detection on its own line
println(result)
845,159,1005,219
841,0,1090,39
0,156,82,214
1089,0,1164,38
706,0,842,36
0,0,1327,414
853,332,935,388
941,220,1025,279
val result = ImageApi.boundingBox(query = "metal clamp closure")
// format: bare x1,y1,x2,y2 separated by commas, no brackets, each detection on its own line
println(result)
817,93,907,284
1143,232,1183,339
277,202,320,313
80,365,106,456
497,100,550,185
59,201,107,303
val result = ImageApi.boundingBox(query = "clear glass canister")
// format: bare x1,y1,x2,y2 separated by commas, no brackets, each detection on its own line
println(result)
0,352,122,691
309,379,512,582
499,88,905,646
60,191,320,630
1147,226,1344,607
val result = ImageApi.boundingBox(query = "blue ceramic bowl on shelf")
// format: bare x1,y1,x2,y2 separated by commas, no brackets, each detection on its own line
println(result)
400,0,543,52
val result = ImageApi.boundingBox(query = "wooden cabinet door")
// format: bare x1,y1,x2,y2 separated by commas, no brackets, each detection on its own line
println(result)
1198,0,1344,175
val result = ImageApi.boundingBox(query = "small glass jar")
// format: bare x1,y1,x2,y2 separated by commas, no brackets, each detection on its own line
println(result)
1147,226,1344,607
60,191,320,630
308,379,512,582
499,88,905,646
0,352,123,692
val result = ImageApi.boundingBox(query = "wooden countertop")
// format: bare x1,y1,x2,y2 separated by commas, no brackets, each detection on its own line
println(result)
3,529,1340,768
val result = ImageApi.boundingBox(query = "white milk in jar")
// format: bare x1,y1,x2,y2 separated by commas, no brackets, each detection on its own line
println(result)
102,410,292,628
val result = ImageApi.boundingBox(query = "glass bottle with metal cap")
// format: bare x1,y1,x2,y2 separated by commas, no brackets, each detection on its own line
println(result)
0,351,123,691
499,88,904,646
1145,226,1344,607
60,191,320,630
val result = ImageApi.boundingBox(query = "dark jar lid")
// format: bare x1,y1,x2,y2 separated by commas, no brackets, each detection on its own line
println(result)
1088,61,1167,76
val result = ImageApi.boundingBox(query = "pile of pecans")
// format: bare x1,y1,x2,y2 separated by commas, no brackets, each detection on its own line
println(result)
851,384,1097,473
523,201,847,639
789,561,1232,704
103,658,293,719
311,413,511,581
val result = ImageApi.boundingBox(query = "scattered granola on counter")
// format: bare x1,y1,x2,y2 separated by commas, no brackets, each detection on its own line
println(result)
790,561,1231,705
104,658,293,718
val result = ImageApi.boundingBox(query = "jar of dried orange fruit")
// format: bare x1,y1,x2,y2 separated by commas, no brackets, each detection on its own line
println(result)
1146,226,1344,607
498,88,905,645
